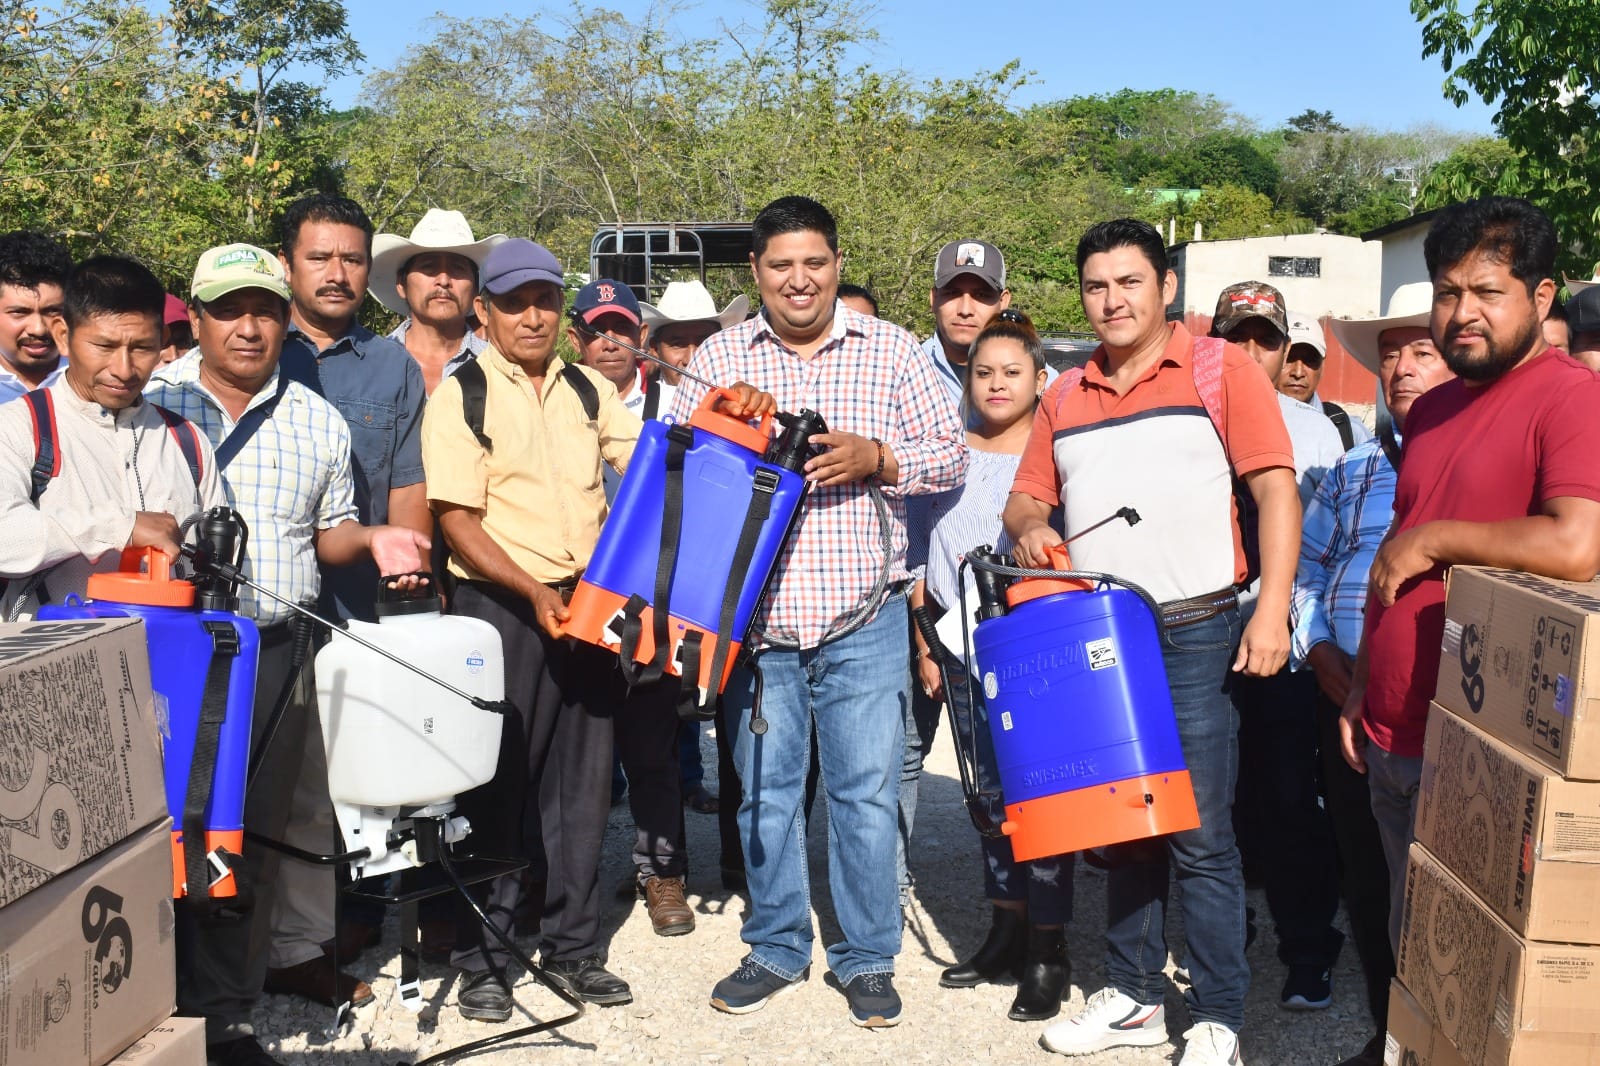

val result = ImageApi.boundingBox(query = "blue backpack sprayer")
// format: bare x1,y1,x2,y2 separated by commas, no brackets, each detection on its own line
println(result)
51,508,589,1063
913,512,1202,863
559,319,888,728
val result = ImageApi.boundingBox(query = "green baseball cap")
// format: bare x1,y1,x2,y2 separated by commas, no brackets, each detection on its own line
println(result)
190,243,291,304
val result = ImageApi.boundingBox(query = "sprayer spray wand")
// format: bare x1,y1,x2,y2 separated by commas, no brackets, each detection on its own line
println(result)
178,542,507,715
569,315,721,391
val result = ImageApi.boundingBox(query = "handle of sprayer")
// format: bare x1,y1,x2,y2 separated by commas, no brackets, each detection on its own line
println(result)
962,549,1167,636
373,571,436,605
117,545,175,581
687,388,775,452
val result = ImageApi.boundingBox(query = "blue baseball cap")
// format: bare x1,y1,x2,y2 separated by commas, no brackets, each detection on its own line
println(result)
481,239,564,295
572,278,641,326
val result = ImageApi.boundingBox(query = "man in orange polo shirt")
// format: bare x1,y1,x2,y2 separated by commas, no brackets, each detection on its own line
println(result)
1004,218,1299,1066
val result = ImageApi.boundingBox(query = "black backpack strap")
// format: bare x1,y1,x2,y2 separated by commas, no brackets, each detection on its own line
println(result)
618,424,692,688
152,404,204,486
22,389,59,505
564,365,600,420
215,371,291,471
642,377,663,421
678,467,780,720
1321,401,1355,452
454,359,493,452
1379,420,1403,473
184,620,240,905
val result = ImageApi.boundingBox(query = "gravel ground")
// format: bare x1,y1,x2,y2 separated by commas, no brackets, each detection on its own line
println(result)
251,725,1374,1065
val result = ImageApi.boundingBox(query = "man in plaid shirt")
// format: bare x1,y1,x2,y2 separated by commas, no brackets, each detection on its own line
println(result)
147,243,427,1066
669,196,966,1028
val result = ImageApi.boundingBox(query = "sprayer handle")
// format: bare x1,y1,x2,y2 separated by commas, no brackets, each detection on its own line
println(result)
119,545,173,582
688,388,774,455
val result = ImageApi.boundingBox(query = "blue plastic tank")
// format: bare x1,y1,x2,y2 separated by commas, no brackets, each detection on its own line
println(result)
972,558,1199,861
565,390,807,695
38,548,258,897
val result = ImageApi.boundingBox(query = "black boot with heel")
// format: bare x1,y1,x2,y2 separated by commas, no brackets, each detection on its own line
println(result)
939,906,1027,988
1008,925,1070,1021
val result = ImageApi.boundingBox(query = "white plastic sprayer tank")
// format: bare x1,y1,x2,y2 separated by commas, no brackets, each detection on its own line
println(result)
315,584,504,876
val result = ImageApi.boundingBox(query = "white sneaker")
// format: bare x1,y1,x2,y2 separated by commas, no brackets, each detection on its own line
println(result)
1040,986,1166,1056
1178,1022,1243,1065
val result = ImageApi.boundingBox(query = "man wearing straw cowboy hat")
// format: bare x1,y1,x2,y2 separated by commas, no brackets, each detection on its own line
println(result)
1294,281,1454,1066
369,208,507,395
639,280,749,419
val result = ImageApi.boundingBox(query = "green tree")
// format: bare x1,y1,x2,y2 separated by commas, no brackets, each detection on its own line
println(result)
1412,0,1600,268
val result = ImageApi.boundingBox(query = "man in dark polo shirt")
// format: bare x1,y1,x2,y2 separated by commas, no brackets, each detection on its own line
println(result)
1339,197,1600,957
272,192,433,998
1006,218,1299,1066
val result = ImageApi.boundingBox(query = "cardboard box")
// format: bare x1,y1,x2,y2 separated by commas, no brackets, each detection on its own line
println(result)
1436,567,1600,780
108,1015,204,1065
1388,979,1471,1066
1417,703,1600,944
0,619,167,908
1398,843,1600,1066
0,820,176,1066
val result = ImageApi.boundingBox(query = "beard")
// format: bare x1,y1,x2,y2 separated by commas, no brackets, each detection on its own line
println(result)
1440,315,1541,383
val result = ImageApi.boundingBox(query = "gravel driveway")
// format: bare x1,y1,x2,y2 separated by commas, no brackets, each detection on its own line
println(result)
249,724,1373,1065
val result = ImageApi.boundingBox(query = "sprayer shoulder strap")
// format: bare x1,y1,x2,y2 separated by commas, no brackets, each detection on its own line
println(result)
456,361,600,456
152,405,205,486
214,370,292,471
618,424,692,688
21,389,60,505
20,391,204,505
183,619,241,906
678,466,781,720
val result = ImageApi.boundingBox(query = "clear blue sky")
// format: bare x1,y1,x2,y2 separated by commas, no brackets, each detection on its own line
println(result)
328,0,1497,134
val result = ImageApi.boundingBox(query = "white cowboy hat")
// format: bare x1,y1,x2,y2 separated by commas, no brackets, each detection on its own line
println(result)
368,208,507,317
638,281,749,331
1329,281,1434,376
1564,274,1598,295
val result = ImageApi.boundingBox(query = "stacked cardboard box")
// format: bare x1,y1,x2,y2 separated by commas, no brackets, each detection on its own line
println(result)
0,620,182,1066
1389,567,1600,1066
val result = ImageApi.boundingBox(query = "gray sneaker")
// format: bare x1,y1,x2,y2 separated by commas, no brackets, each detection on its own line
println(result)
838,971,902,1028
709,955,808,1014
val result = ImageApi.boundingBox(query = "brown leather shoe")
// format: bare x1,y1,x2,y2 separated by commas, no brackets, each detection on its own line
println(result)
642,876,694,936
263,955,373,1007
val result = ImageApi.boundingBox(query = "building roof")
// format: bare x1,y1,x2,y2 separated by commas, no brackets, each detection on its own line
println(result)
1360,208,1441,242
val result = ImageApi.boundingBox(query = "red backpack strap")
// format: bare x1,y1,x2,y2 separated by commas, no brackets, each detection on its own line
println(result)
22,389,60,505
152,404,204,486
1051,366,1086,421
1189,336,1230,465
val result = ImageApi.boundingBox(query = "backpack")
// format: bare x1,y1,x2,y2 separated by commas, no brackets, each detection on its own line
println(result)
453,358,598,453
21,388,204,503
1053,336,1260,585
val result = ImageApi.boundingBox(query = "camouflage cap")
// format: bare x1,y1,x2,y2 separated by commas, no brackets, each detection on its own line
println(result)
1211,281,1288,340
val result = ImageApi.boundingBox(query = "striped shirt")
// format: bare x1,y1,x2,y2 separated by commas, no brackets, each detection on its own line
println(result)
668,301,967,648
1290,438,1397,666
146,352,358,625
906,448,1022,612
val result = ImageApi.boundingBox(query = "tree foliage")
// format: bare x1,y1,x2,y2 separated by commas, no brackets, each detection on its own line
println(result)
1412,0,1600,269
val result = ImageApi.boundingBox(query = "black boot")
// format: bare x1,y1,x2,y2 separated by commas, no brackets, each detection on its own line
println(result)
940,906,1027,988
1008,925,1070,1021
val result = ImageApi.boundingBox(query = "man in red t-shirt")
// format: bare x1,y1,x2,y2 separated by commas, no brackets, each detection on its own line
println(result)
1339,197,1600,954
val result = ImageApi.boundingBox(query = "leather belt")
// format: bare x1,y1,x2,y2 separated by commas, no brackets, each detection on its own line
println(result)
1159,587,1239,629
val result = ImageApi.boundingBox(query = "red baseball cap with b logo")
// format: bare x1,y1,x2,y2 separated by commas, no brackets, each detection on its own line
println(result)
572,278,642,326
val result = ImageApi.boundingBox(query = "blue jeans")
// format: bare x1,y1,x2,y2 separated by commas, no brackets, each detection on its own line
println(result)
1104,608,1248,1031
723,597,908,984
1366,742,1423,956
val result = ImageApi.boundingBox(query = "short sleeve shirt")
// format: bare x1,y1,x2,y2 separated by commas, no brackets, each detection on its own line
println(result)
1011,322,1294,604
1363,350,1600,757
